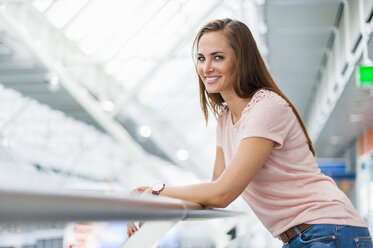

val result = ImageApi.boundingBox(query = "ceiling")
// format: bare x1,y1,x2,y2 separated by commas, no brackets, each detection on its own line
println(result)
266,0,373,159
315,36,373,158
0,0,372,177
0,41,103,130
266,0,341,117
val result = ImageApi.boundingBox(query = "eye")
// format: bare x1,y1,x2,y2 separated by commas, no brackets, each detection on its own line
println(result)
197,56,205,61
214,55,224,61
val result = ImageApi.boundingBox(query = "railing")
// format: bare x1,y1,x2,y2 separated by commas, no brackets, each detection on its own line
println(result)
0,189,242,247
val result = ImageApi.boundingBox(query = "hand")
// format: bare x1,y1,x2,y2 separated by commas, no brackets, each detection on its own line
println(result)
126,221,138,238
130,186,149,195
142,187,152,196
126,186,150,238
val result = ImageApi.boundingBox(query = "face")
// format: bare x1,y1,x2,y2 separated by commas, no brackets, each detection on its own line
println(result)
197,31,236,95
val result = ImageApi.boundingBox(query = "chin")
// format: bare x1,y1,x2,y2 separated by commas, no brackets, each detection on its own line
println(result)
204,84,221,94
205,88,220,94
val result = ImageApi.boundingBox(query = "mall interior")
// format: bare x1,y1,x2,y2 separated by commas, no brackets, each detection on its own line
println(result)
0,0,372,247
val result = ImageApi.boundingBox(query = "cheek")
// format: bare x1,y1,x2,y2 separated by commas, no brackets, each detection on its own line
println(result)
225,64,236,78
197,65,204,77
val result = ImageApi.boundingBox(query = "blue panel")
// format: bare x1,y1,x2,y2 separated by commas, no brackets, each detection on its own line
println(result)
319,165,346,174
317,159,346,168
317,159,355,180
330,173,356,180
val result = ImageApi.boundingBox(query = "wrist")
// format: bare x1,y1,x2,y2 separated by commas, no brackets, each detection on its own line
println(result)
151,183,166,196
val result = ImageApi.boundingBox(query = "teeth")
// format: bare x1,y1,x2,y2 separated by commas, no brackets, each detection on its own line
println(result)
206,76,219,80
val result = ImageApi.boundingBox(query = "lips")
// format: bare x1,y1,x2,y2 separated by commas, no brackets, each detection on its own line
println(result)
205,76,221,84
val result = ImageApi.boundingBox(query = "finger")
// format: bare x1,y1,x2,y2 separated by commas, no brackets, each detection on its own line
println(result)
130,187,148,196
131,186,145,192
127,222,135,228
128,228,138,238
129,224,138,231
127,225,136,237
134,187,148,193
128,224,138,231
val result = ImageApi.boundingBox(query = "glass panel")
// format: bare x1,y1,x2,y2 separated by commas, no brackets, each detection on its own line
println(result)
32,0,56,12
113,59,156,90
96,0,167,60
78,0,145,56
46,0,89,28
64,0,118,41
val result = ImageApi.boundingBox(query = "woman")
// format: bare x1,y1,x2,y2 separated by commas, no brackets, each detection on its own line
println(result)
127,18,372,247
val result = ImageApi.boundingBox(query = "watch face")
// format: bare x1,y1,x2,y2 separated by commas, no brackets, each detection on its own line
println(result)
152,183,163,191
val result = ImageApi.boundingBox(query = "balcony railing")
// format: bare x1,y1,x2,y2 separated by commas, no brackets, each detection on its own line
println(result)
0,189,242,247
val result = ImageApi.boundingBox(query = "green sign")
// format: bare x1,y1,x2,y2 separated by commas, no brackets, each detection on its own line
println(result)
357,65,373,88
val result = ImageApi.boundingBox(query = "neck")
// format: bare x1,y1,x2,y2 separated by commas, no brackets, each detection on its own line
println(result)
221,91,251,124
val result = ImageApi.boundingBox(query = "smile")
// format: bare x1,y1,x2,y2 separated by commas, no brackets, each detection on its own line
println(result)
205,76,221,84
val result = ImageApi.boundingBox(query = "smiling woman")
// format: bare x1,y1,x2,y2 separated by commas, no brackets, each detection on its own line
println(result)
128,18,372,248
196,31,236,96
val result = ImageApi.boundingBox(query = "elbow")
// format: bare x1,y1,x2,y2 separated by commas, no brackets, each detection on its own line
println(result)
207,181,235,208
213,192,233,208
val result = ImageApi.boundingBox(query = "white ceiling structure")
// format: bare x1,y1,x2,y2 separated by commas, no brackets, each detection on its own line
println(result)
0,0,372,182
266,0,373,160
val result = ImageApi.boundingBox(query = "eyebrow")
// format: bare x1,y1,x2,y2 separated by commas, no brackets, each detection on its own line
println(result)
197,51,225,56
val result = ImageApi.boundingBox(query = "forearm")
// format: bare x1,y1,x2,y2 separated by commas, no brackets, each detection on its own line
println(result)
158,181,228,208
153,138,273,208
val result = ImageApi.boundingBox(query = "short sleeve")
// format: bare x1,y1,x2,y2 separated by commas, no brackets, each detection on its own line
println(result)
240,95,294,149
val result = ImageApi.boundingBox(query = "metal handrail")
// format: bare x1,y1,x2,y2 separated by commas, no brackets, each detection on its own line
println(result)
0,189,242,222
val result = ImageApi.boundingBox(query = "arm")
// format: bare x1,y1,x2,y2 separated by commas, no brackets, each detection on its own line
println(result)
212,146,225,181
157,137,274,208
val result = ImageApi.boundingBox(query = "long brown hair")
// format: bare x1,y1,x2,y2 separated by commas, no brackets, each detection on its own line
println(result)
193,18,316,157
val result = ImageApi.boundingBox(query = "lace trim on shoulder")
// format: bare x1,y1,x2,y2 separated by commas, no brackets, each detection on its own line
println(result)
242,89,288,114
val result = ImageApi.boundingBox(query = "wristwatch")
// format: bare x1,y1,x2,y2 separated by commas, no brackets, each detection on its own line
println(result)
151,183,165,195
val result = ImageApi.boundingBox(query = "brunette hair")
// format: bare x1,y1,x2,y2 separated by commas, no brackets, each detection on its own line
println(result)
193,18,316,157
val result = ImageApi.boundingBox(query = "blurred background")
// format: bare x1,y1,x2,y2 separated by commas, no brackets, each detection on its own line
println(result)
0,0,372,247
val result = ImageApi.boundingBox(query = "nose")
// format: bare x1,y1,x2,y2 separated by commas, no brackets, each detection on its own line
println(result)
203,60,214,74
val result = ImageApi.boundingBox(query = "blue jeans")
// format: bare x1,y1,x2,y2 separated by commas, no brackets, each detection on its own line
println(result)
282,224,372,248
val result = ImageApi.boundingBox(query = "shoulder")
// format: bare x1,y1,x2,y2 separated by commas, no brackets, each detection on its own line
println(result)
243,89,289,114
251,89,288,106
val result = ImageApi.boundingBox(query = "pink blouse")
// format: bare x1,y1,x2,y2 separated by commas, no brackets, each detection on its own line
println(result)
216,89,366,237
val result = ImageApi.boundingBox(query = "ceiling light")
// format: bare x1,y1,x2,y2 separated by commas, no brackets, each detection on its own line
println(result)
139,125,151,138
345,113,365,123
101,100,115,112
326,136,343,145
48,74,61,92
176,149,189,161
2,137,9,147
